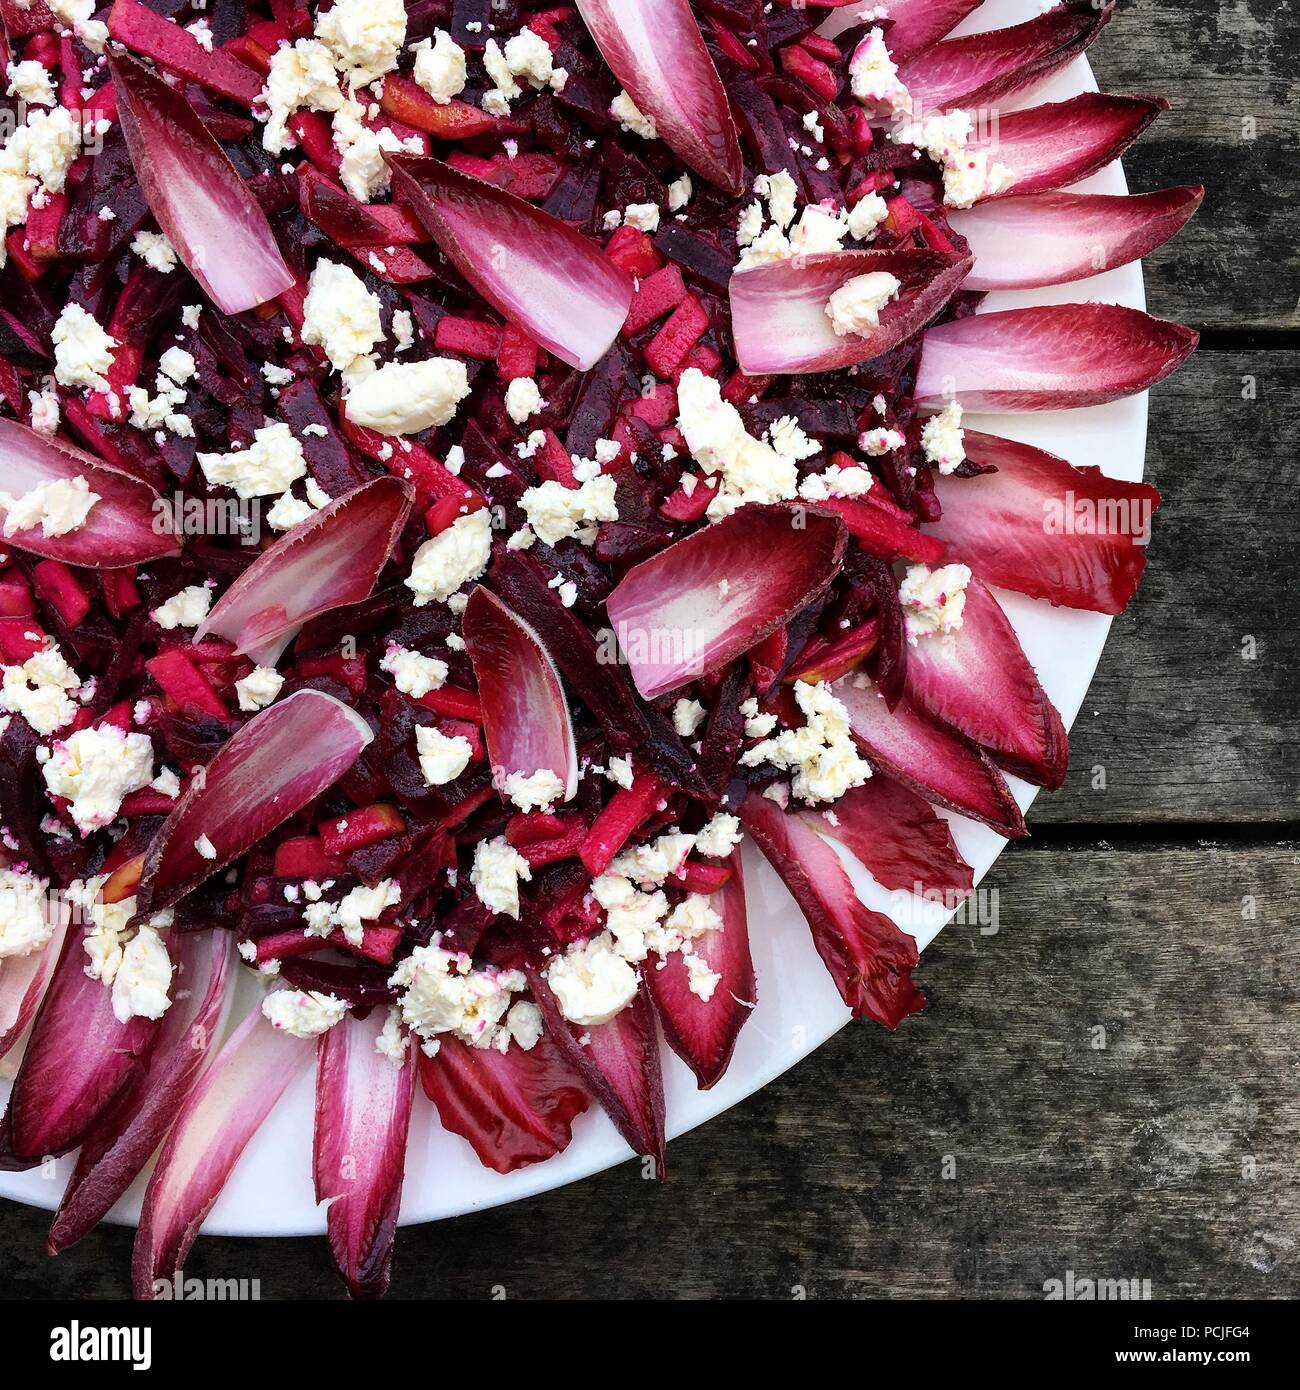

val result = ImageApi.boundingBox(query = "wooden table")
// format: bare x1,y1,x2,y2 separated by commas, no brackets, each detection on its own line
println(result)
5,3,1297,1300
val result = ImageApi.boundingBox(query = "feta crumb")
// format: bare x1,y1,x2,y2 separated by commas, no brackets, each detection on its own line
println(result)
195,833,217,860
505,375,545,426
898,562,972,644
111,924,173,1023
920,400,965,475
545,931,638,1026
610,89,657,140
501,768,565,814
197,423,306,499
381,644,447,698
262,988,348,1038
130,229,178,273
470,835,531,919
51,303,117,392
741,680,872,805
344,356,470,435
0,869,57,960
416,724,473,786
151,584,212,631
41,724,155,833
695,812,742,859
405,507,492,606
826,271,901,337
413,30,467,104
235,666,284,712
673,697,707,737
623,201,660,233
521,475,618,546
1,644,81,736
300,259,383,380
0,475,99,540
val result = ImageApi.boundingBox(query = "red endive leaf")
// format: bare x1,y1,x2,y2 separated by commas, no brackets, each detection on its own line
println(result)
313,1008,417,1300
418,1029,590,1174
573,0,744,194
1,930,158,1164
643,855,756,1090
110,54,295,315
805,777,973,897
107,0,265,106
818,0,982,57
133,1000,314,1299
606,503,847,699
388,155,634,371
903,576,1068,788
895,1,1114,112
529,971,666,1178
922,429,1161,613
463,586,578,803
135,691,375,916
951,187,1204,291
971,93,1168,203
196,477,413,665
739,790,924,1030
0,898,70,1062
835,676,1027,839
915,304,1198,412
0,418,180,568
730,248,973,376
48,930,234,1254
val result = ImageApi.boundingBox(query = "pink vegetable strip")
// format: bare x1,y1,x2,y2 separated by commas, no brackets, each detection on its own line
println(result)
1,931,158,1164
530,971,666,1177
418,1030,590,1174
739,791,925,1030
643,855,755,1090
313,1008,418,1300
902,576,1068,789
914,304,1198,412
923,429,1162,613
463,586,579,803
950,187,1204,291
573,0,744,195
730,248,973,376
806,777,973,897
0,418,180,568
196,477,413,665
835,677,1027,839
970,93,1169,203
895,1,1114,113
818,0,982,56
388,155,634,371
135,690,376,915
606,503,847,699
0,898,70,1061
48,930,234,1254
107,0,265,106
110,54,295,315
133,1000,314,1299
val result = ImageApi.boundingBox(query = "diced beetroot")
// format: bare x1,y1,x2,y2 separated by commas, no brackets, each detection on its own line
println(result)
100,569,142,620
291,111,341,174
604,225,663,277
118,787,184,817
496,323,541,382
658,474,717,522
629,381,677,428
413,685,483,722
319,804,406,858
0,618,49,666
145,650,229,721
779,44,838,102
292,651,367,697
785,619,880,686
622,265,688,337
334,924,402,965
532,428,578,486
579,771,668,877
644,295,709,379
666,859,733,894
32,560,91,628
433,316,504,359
0,572,35,617
274,836,347,880
505,811,567,848
379,74,501,139
520,816,587,869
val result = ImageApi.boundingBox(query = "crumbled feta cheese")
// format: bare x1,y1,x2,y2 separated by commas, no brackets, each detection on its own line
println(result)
684,948,722,1002
847,191,889,242
111,924,173,1023
51,303,117,392
668,174,693,210
898,562,972,644
501,768,565,814
6,61,55,108
130,229,177,273
300,259,383,380
390,935,530,1051
158,347,197,385
737,200,765,247
767,414,821,462
505,999,543,1051
545,931,638,1027
741,680,872,805
405,507,492,606
0,475,99,540
150,584,212,631
265,492,313,532
470,836,531,919
344,356,470,435
235,666,284,712
309,878,400,946
0,869,56,959
606,755,635,790
181,304,202,329
790,204,849,257
198,423,307,499
150,766,181,798
260,38,345,155
505,375,545,425
1,644,81,735
375,1005,410,1064
316,0,406,87
673,698,707,737
413,29,467,104
849,27,911,115
623,201,660,233
826,270,901,337
195,833,217,860
675,368,797,518
262,988,349,1037
42,724,155,834
415,723,474,786
859,426,907,456
26,380,60,435
611,89,657,140
798,462,874,502
381,644,447,698
756,170,798,230
695,812,743,859
521,475,618,545
187,18,213,51
920,400,965,475
893,107,1013,209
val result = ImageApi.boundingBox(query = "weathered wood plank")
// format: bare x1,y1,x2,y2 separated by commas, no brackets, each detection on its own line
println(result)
1088,0,1300,331
5,845,1296,1299
1034,351,1298,825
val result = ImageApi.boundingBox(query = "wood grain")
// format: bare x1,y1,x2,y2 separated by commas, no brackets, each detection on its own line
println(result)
5,845,1296,1300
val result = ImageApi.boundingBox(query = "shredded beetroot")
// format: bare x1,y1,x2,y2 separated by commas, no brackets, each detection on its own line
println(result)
0,0,1199,1298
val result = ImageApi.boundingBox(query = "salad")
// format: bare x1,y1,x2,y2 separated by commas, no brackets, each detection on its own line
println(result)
0,0,1198,1298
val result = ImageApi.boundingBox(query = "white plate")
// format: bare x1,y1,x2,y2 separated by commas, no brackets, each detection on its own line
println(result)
0,0,1151,1236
